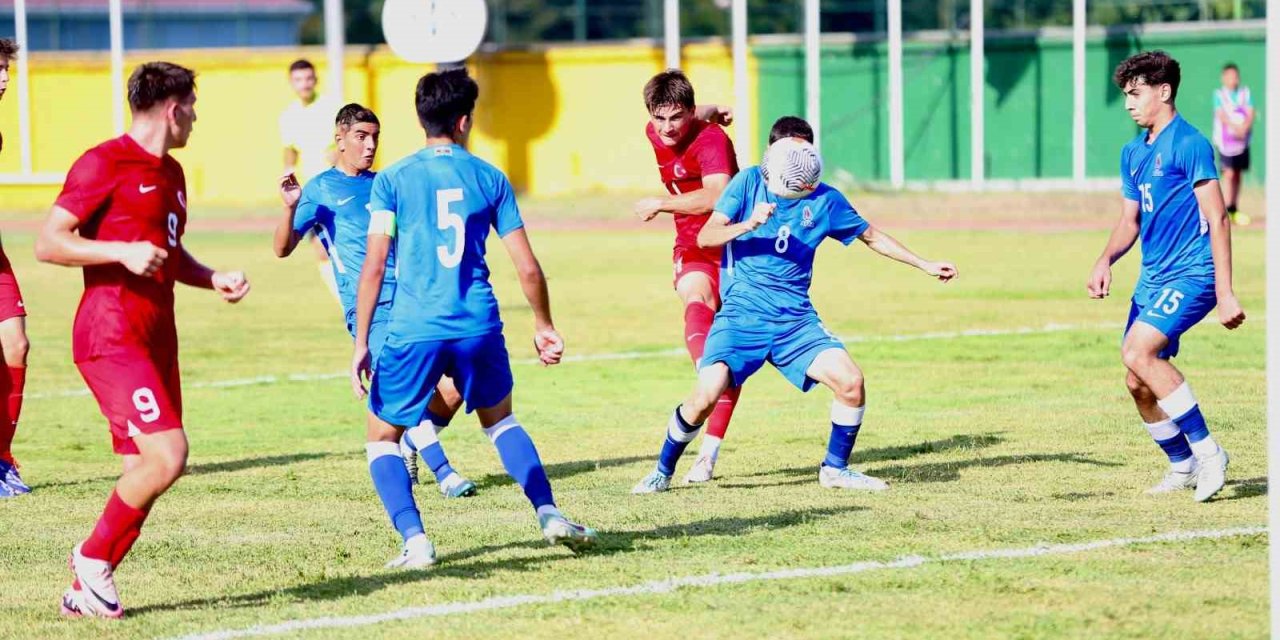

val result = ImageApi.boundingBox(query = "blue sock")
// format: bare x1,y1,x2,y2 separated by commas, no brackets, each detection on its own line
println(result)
366,441,424,542
823,402,865,470
1144,419,1193,472
657,405,702,476
405,423,456,484
1157,382,1221,459
484,415,555,511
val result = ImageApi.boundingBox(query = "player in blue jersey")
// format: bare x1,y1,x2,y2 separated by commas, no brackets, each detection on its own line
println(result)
274,103,478,500
633,117,957,494
1087,52,1245,502
350,69,597,568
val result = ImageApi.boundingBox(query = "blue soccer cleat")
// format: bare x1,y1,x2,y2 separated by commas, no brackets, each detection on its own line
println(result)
438,472,477,499
0,459,29,496
539,512,598,554
631,469,672,495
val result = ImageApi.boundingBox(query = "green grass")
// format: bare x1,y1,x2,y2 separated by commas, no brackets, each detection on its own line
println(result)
0,219,1266,639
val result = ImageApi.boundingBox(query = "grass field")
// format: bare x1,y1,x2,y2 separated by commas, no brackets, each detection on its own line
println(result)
0,194,1267,639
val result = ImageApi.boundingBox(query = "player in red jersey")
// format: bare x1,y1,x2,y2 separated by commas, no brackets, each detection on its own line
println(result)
633,70,741,486
35,62,251,619
0,38,33,498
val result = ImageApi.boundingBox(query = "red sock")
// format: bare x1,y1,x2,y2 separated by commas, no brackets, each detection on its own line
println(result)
705,385,741,439
81,491,151,568
683,302,716,365
0,366,23,465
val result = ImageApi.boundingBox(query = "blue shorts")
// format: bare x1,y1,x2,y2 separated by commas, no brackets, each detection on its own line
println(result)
370,332,514,426
700,313,845,391
346,301,393,360
1124,278,1216,359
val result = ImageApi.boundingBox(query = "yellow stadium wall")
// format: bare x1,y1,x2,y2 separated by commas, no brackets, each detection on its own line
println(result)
0,43,756,211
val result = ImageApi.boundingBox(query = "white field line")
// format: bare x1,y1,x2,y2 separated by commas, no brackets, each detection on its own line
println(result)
168,525,1265,640
28,322,1121,402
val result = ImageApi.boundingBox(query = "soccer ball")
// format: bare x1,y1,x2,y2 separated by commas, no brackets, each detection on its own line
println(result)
761,137,822,200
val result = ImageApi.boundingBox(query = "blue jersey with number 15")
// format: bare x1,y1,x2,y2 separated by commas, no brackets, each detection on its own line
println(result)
1119,113,1217,295
369,144,525,343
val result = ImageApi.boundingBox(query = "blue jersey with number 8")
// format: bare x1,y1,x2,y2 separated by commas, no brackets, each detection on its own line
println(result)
369,144,525,342
1119,113,1217,295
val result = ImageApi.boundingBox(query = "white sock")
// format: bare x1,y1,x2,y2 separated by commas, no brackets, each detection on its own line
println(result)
698,435,723,460
1190,435,1222,460
536,504,562,520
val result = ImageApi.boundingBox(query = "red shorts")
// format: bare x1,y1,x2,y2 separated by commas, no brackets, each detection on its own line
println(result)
77,351,183,455
672,245,722,290
0,254,27,322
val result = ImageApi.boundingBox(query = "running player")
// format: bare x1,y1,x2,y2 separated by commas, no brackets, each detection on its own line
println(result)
634,70,741,485
633,116,956,494
0,38,31,497
36,62,251,618
1087,51,1244,502
275,103,475,498
350,68,596,568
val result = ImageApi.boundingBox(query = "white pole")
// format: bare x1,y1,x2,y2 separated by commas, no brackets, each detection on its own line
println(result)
13,0,31,174
888,0,904,188
731,0,750,165
804,0,820,150
1266,0,1279,637
664,0,679,69
108,0,124,135
324,0,344,101
1072,0,1085,184
970,0,984,188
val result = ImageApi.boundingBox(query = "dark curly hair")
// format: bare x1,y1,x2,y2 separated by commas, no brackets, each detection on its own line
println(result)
1113,50,1181,101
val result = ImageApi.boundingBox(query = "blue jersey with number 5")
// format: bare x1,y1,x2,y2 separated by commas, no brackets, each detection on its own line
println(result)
369,144,525,342
714,167,869,321
1120,113,1217,295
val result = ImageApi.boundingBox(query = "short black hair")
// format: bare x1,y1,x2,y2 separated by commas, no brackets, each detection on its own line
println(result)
1113,50,1181,101
415,68,479,138
335,103,379,130
643,69,695,113
1223,62,1239,73
768,116,814,144
289,59,314,73
0,39,18,61
127,61,196,112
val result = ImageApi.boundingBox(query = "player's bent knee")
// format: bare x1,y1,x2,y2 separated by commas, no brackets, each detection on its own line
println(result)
0,323,28,365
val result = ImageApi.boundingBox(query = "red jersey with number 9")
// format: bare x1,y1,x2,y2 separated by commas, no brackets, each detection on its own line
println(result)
53,135,188,362
646,120,738,250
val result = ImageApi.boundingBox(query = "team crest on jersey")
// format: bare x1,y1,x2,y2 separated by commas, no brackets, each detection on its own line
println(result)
1153,153,1164,177
800,206,815,228
672,162,687,179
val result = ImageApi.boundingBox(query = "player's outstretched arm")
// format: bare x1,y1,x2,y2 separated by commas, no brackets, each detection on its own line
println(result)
273,172,305,258
1086,199,1141,299
501,228,563,366
1194,178,1245,329
35,206,168,276
176,247,250,302
858,225,957,281
694,104,733,126
350,232,390,397
635,173,732,221
697,206,773,249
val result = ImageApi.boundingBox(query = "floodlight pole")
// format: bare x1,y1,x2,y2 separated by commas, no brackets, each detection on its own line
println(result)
664,0,679,69
970,0,984,188
731,0,750,166
804,0,820,151
108,0,124,135
1267,0,1279,636
13,0,31,173
324,0,345,101
1072,0,1086,185
887,0,904,188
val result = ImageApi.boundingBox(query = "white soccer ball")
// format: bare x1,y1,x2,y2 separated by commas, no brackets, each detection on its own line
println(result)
760,137,822,200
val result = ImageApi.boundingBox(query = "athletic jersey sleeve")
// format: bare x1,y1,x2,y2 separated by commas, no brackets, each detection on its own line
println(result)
1120,147,1140,202
292,183,321,235
693,129,735,178
1179,134,1219,185
715,170,753,223
54,149,116,222
824,189,870,245
368,170,397,238
489,171,524,238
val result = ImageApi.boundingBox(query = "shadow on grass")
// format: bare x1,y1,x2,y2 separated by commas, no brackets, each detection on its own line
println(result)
35,451,352,489
128,504,863,617
736,433,1008,482
470,455,654,491
1222,476,1266,501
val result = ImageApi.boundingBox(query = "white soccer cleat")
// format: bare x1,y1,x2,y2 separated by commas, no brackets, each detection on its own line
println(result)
818,465,889,492
400,440,420,485
1194,448,1230,503
438,472,477,499
1145,465,1199,495
683,455,717,484
67,544,124,619
631,469,672,494
384,535,436,570
539,513,598,554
